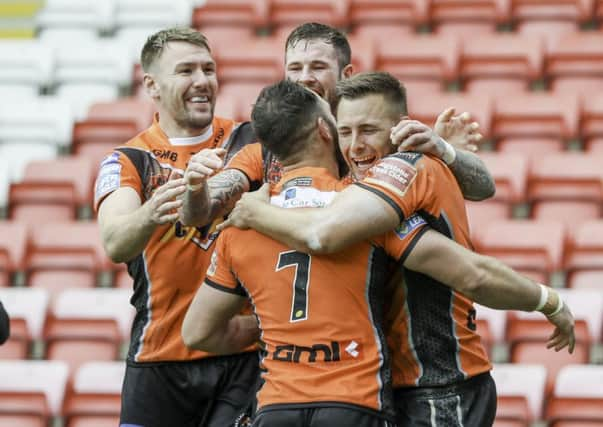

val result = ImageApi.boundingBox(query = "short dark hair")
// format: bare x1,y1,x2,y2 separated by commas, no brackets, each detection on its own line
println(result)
252,80,323,162
141,27,211,72
285,22,351,72
335,71,408,117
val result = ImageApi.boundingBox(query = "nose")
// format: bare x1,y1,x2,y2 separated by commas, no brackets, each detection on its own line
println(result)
191,69,210,87
298,66,316,85
350,132,366,154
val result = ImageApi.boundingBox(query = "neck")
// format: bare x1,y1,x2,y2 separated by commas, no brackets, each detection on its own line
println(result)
281,154,340,179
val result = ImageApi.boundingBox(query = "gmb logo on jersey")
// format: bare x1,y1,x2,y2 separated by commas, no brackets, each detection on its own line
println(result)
396,214,426,239
271,340,363,363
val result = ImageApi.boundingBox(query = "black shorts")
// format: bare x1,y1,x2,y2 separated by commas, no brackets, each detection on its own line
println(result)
119,351,260,427
393,372,497,427
252,406,394,427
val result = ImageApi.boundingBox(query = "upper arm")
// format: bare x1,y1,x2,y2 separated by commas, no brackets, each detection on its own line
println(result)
182,283,247,343
311,185,400,253
97,187,142,230
402,229,480,294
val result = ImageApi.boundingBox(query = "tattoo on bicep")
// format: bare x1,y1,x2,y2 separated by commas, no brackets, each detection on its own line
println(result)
208,170,249,214
449,151,496,201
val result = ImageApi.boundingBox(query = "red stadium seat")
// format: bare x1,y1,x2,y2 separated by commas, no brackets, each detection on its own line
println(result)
581,93,603,142
0,222,27,286
527,154,603,224
430,0,509,36
478,152,528,204
460,34,544,94
63,361,124,427
215,37,283,86
586,137,603,153
407,92,493,139
510,0,594,26
191,0,270,32
568,269,603,291
0,391,48,427
491,363,547,421
268,0,350,33
347,35,377,73
219,83,264,122
496,138,564,161
0,318,29,360
465,200,512,240
0,360,69,417
597,0,603,20
495,395,531,427
547,32,603,93
9,156,95,223
492,92,580,141
349,0,429,31
376,34,460,93
475,219,565,283
546,365,603,426
565,220,603,282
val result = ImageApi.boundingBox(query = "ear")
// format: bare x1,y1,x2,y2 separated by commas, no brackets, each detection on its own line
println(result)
341,63,354,79
317,117,333,145
143,73,160,100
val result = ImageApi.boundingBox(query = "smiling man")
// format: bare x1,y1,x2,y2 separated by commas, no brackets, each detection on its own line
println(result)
94,28,259,427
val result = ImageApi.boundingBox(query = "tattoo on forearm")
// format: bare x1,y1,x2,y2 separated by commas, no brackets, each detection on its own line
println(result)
449,151,496,201
207,170,249,218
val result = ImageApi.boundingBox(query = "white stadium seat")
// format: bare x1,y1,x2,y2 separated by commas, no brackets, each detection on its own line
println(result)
35,0,115,33
0,40,53,90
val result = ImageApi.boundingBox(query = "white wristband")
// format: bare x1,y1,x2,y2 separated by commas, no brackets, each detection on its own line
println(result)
547,296,564,317
440,139,457,165
535,284,549,311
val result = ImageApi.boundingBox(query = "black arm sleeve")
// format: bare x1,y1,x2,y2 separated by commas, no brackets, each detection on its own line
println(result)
0,301,10,345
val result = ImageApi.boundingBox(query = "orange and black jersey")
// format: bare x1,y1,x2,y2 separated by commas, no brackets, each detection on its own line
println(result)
205,167,427,420
357,152,492,388
94,115,255,364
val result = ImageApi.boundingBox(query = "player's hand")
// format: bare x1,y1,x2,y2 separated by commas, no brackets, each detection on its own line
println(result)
143,178,186,225
185,148,226,188
390,117,448,157
545,302,576,354
434,107,483,153
217,183,270,231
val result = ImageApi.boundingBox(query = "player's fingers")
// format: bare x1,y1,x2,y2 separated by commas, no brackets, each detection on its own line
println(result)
157,212,180,225
155,184,187,203
390,119,424,136
187,163,216,176
470,122,480,131
157,199,183,214
400,132,432,150
213,147,227,158
435,107,456,125
548,328,561,341
459,112,471,122
468,133,483,143
392,124,429,145
568,332,575,353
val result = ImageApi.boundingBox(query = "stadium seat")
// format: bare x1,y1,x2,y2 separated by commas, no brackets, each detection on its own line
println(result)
218,83,264,122
475,303,508,345
496,138,565,161
491,363,547,421
585,137,603,153
430,0,509,36
596,0,603,21
0,222,27,285
35,0,115,35
376,34,460,93
510,0,594,37
465,200,512,240
407,92,493,139
72,97,156,159
114,0,194,29
0,391,49,427
475,219,565,283
114,269,133,289
581,92,603,143
546,364,603,426
478,152,528,204
0,97,74,148
565,220,603,285
547,32,603,95
516,21,580,52
527,154,603,225
0,360,69,417
55,83,120,122
45,288,132,373
0,318,29,359
347,35,377,73
63,361,124,427
0,40,53,92
214,37,283,86
191,0,270,32
495,395,531,427
492,92,580,142
48,40,133,90
267,0,350,34
349,0,429,32
0,143,59,183
568,269,603,291
460,34,544,94
8,156,95,224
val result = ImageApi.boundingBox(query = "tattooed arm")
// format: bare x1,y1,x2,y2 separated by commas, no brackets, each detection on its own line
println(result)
447,149,496,201
181,169,251,226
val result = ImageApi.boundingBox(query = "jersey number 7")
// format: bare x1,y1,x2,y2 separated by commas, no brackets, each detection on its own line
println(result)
276,251,311,323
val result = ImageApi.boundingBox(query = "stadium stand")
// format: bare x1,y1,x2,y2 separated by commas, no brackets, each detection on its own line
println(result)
0,2,601,426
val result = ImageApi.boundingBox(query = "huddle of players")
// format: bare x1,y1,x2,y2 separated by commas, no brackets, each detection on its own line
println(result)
95,22,575,427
